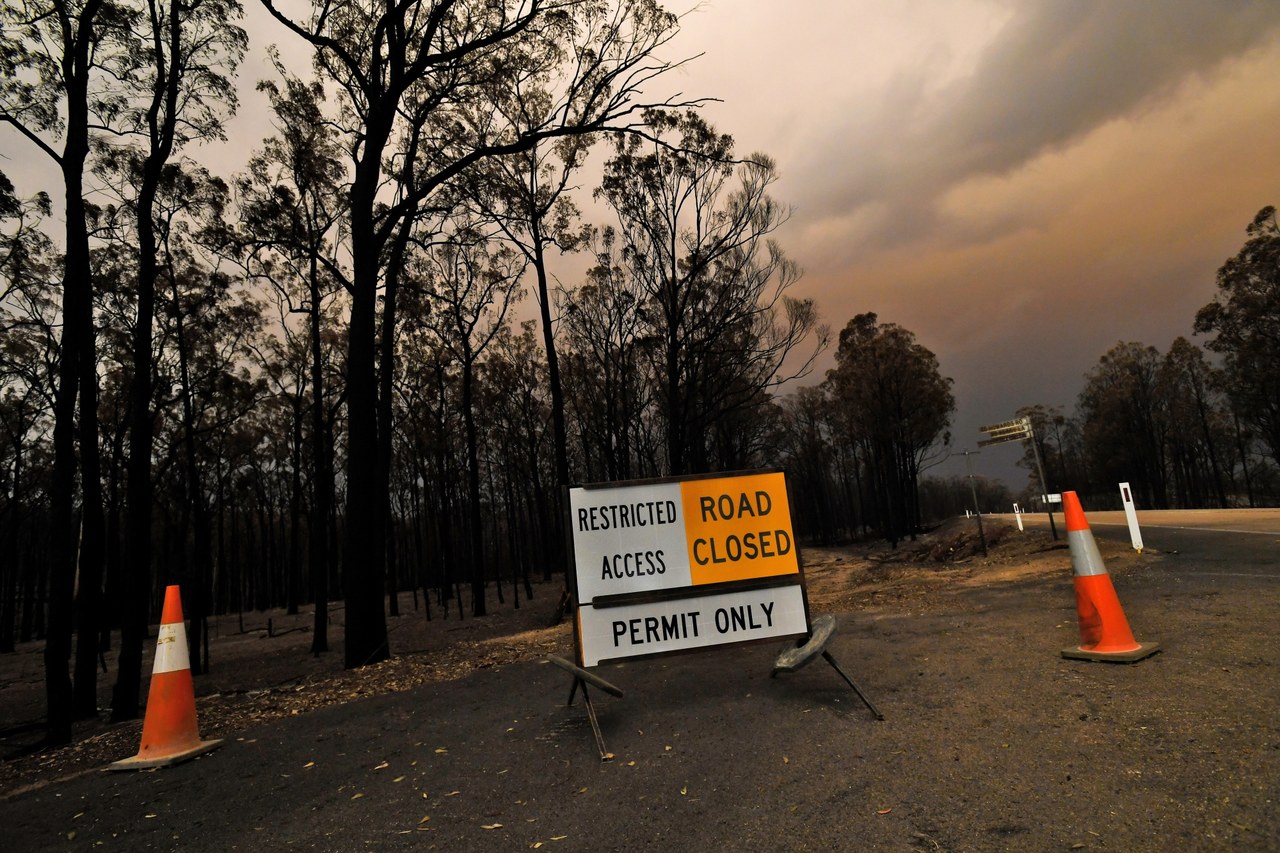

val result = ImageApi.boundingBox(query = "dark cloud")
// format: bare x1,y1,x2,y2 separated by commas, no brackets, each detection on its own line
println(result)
803,1,1280,246
938,0,1280,178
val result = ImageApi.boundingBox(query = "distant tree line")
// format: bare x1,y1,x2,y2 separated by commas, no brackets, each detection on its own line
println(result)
1014,206,1280,509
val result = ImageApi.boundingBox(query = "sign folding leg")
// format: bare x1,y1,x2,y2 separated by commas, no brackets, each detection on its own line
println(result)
772,614,884,720
548,655,624,761
566,677,609,760
820,649,884,720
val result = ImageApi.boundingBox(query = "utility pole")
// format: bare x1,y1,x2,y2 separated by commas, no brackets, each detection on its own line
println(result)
957,450,987,557
977,415,1057,542
1026,423,1059,541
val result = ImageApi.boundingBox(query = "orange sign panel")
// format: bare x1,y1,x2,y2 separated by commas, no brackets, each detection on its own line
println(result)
680,471,799,586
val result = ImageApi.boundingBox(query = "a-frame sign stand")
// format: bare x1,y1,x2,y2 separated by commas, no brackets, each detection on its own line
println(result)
550,470,884,759
547,654,623,760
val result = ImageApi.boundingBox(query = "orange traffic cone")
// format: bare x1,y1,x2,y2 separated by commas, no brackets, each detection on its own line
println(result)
108,585,223,770
1060,492,1159,663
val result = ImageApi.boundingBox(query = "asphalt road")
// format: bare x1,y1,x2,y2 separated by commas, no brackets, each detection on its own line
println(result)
1008,508,1280,580
2,515,1277,851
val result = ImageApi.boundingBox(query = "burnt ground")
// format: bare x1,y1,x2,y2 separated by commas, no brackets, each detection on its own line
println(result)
0,517,1276,850
0,518,1128,795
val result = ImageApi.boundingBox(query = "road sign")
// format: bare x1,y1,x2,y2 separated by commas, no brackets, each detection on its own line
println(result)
977,430,1029,447
978,418,1029,433
567,470,809,667
978,416,1031,447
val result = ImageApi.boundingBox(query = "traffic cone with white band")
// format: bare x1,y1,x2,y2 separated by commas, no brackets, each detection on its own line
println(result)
1060,492,1159,663
108,585,223,770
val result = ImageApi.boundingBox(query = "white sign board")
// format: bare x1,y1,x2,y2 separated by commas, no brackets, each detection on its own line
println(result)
576,585,808,667
568,482,690,603
567,471,809,667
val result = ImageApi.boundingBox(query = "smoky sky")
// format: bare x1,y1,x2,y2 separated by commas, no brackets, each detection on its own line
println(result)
5,0,1280,491
797,0,1280,247
672,0,1280,488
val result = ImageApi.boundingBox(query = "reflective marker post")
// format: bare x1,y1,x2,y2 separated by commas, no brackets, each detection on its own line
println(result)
1119,481,1144,553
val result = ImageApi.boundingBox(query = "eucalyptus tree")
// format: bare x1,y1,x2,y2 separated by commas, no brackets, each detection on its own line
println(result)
233,59,347,653
1077,342,1170,509
824,313,954,546
0,174,59,654
1160,337,1230,508
96,0,246,721
1195,205,1280,470
158,180,263,676
460,136,590,594
0,0,140,741
597,109,826,474
1013,404,1084,500
476,320,551,596
259,0,696,667
558,225,653,482
394,317,466,612
767,386,842,545
466,135,591,492
419,225,526,616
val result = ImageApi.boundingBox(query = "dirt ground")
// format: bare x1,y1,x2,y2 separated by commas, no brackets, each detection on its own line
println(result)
0,517,1130,799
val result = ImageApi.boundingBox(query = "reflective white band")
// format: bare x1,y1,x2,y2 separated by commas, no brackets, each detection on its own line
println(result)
1067,528,1108,577
152,622,191,675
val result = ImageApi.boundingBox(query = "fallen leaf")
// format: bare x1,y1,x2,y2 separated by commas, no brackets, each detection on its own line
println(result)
482,823,503,830
393,776,406,783
303,762,315,769
533,843,543,849
435,747,448,754
419,816,431,824
551,836,568,841
446,791,461,797
783,756,790,764
680,786,687,796
351,793,364,800
145,814,157,819
577,787,588,794
373,761,389,770
603,752,615,761
627,761,636,767
877,808,892,815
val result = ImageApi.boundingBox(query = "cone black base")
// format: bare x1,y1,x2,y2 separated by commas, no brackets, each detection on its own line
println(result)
1061,641,1160,663
106,738,223,771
